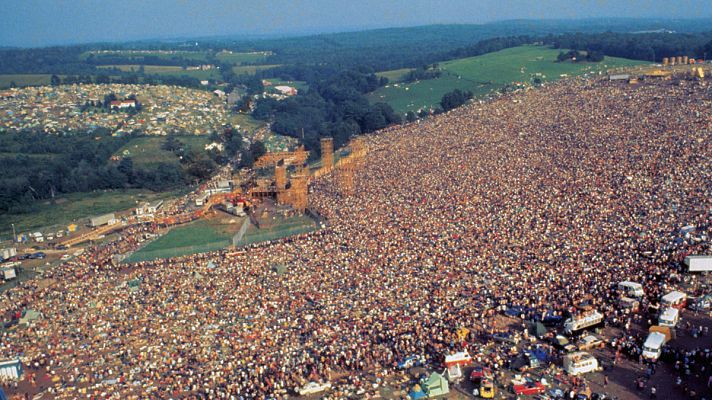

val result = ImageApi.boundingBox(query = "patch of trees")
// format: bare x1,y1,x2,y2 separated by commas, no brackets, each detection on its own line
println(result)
556,50,604,62
84,54,200,67
440,89,473,112
0,130,245,214
402,65,442,83
543,32,712,62
251,69,399,153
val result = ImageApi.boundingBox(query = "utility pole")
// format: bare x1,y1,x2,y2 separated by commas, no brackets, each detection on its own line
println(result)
11,223,16,243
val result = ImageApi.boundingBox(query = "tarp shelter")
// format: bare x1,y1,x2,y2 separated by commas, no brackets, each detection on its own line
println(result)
128,278,141,293
19,309,41,326
207,261,216,270
424,372,449,397
271,264,287,275
0,387,7,400
531,322,547,338
409,384,427,400
0,359,22,380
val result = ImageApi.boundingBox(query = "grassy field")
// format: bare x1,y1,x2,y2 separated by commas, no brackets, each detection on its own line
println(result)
80,50,209,62
0,189,181,239
237,215,317,246
232,64,281,75
263,79,310,92
216,51,271,64
98,65,183,73
115,135,210,167
0,74,54,89
375,68,415,83
230,114,266,133
123,218,242,262
368,45,646,113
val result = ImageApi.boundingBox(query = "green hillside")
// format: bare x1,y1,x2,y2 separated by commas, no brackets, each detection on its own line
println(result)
368,45,646,114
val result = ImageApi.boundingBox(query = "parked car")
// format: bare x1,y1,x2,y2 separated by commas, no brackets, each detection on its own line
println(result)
512,380,546,395
577,335,604,351
551,335,576,353
298,381,332,396
397,355,425,369
480,378,495,398
688,295,711,311
470,366,493,383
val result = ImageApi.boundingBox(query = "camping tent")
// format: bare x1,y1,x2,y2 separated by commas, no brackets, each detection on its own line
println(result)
424,372,449,397
19,310,41,326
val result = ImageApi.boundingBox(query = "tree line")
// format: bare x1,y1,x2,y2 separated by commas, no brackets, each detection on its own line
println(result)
0,129,264,214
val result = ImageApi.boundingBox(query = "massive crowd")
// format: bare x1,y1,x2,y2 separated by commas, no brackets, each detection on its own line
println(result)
0,75,710,399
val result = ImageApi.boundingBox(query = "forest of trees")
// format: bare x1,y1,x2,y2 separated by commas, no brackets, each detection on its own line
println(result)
0,129,263,214
250,68,399,152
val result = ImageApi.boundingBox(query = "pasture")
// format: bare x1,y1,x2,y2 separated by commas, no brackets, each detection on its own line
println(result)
232,64,281,75
216,51,271,64
114,135,210,168
375,68,414,83
368,45,646,113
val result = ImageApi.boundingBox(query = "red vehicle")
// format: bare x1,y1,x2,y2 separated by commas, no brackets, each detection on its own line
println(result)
512,381,546,396
469,366,493,383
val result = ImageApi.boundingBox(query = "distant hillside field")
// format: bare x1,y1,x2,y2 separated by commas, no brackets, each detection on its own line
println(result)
368,45,646,113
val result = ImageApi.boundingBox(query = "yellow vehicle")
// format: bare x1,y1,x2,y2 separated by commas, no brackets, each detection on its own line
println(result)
480,378,495,398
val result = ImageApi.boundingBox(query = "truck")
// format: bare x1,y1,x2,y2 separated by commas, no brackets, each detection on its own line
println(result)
658,307,680,328
684,255,712,272
642,332,667,361
563,352,600,375
618,281,644,298
564,310,604,335
661,291,687,310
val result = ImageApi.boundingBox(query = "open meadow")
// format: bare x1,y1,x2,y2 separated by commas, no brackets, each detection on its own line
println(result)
368,45,646,113
114,135,210,168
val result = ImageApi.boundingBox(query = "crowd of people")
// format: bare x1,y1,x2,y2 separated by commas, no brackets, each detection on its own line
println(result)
0,75,710,399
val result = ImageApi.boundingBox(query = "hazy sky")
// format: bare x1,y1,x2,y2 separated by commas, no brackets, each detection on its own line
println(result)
2,0,711,47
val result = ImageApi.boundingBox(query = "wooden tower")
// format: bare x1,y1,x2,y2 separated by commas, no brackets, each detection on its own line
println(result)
321,137,334,170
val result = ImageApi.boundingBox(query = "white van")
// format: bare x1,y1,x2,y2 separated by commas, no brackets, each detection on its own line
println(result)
618,281,644,298
563,352,600,375
661,291,687,309
564,310,604,335
642,332,667,361
658,307,680,328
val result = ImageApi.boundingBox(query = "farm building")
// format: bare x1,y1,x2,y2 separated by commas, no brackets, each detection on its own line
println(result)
90,213,117,227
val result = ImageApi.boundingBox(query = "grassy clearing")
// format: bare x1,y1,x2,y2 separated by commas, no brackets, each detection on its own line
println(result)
375,68,415,83
0,74,53,89
230,114,266,133
0,189,181,239
264,79,310,92
80,50,209,62
97,65,183,73
216,51,270,65
368,45,646,113
124,218,243,262
232,64,281,75
115,136,210,167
